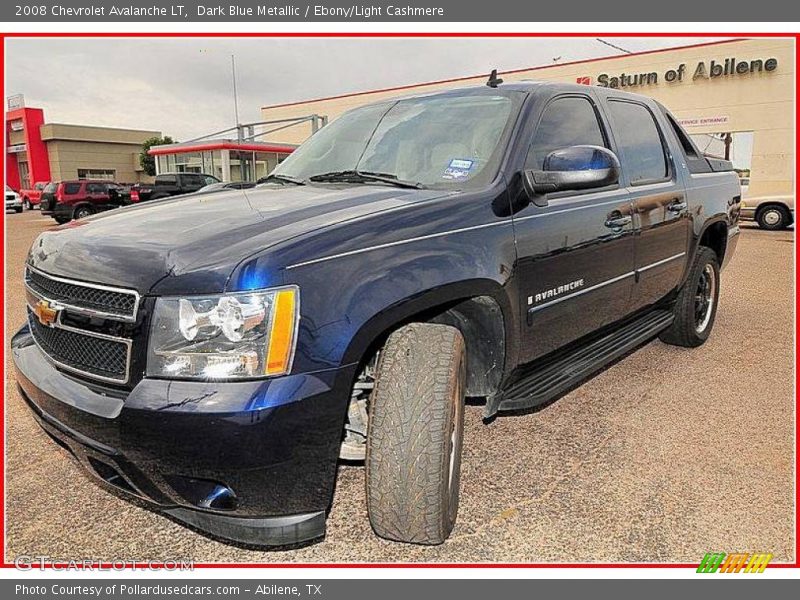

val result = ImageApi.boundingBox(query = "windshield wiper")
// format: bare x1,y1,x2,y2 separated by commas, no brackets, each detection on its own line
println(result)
257,173,306,186
308,170,425,189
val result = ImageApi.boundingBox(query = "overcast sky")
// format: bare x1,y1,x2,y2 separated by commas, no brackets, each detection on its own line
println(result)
6,37,726,140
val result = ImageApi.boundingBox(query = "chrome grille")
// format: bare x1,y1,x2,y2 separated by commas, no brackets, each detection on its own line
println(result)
24,266,138,384
28,312,130,383
25,266,139,321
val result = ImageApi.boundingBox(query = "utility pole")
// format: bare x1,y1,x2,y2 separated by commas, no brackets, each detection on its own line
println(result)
231,54,241,142
724,132,733,161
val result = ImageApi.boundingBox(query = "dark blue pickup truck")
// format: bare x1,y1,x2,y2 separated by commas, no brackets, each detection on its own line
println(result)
12,80,740,548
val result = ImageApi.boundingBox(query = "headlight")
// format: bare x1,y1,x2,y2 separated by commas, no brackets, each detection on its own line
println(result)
146,286,299,380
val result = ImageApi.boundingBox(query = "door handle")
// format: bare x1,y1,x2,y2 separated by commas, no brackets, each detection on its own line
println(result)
668,200,688,213
605,215,632,229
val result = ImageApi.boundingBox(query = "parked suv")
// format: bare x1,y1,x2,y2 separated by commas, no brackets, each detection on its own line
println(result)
130,172,220,202
40,180,128,224
13,82,740,548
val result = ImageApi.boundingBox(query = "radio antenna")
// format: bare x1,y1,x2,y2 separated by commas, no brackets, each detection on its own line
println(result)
486,69,503,88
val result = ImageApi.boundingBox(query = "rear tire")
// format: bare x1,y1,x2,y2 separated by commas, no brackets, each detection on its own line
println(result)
73,205,95,220
659,246,720,348
756,205,791,230
366,323,466,545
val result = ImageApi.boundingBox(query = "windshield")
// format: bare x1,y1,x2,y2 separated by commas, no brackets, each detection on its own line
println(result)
272,91,520,189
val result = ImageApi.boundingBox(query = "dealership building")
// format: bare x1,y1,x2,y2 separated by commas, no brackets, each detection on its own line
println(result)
147,137,297,182
145,116,326,182
261,38,794,201
5,97,160,190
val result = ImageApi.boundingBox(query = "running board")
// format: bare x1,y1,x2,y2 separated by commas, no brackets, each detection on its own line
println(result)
487,310,674,416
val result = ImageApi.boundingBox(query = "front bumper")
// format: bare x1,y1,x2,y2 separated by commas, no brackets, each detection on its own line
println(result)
6,198,22,210
12,325,355,547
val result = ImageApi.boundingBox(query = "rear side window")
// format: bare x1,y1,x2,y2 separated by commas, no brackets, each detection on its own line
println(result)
607,100,668,184
527,96,607,169
63,182,82,195
664,113,699,158
661,110,712,174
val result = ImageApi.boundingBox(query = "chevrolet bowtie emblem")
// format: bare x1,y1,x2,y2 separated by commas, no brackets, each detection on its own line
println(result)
33,299,58,327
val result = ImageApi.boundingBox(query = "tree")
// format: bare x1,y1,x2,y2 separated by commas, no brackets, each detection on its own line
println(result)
140,136,175,176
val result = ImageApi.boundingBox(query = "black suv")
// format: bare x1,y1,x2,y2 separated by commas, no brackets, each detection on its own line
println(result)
131,172,220,202
13,81,740,548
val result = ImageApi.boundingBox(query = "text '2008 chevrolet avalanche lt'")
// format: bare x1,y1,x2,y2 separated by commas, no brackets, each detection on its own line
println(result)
12,79,740,548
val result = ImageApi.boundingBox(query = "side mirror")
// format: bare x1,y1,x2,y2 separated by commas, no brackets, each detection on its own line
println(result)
523,145,620,204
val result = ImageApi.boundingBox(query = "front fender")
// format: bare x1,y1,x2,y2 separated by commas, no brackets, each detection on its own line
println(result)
287,239,518,376
338,277,515,372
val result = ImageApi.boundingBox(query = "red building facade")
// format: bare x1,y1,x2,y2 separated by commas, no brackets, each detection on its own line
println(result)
5,106,51,191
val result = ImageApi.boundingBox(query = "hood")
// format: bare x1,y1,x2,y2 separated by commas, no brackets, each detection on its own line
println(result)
28,184,445,295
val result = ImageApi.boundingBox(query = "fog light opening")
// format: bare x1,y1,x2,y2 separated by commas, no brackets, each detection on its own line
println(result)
87,457,136,494
166,475,239,511
199,484,238,511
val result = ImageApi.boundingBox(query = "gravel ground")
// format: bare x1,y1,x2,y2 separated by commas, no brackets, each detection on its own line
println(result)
4,209,795,564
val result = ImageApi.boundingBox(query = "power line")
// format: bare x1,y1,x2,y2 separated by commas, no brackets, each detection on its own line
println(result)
596,38,633,54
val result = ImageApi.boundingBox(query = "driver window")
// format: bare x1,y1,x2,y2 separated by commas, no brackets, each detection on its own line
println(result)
526,96,607,169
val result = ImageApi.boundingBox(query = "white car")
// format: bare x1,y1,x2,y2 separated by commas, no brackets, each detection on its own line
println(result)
740,194,795,230
5,185,23,213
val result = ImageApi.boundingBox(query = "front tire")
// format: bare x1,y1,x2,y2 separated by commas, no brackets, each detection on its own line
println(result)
660,246,720,348
756,205,791,230
366,323,466,545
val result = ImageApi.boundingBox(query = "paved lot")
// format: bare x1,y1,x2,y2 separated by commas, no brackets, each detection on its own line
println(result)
4,209,795,564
